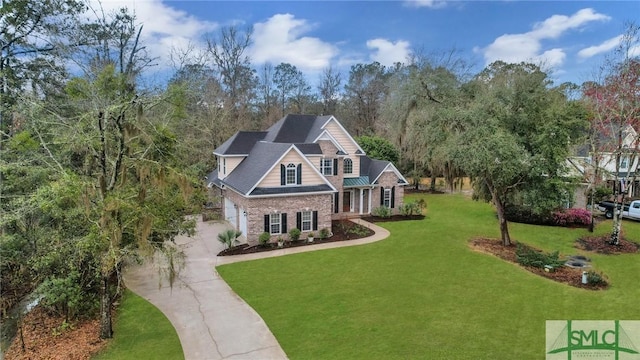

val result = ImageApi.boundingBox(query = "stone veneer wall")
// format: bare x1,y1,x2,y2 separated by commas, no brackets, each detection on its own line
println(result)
223,188,332,245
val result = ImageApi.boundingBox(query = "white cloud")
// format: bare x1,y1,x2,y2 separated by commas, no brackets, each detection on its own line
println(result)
366,38,411,66
479,8,610,67
85,0,218,69
404,0,447,9
250,13,338,72
578,35,623,59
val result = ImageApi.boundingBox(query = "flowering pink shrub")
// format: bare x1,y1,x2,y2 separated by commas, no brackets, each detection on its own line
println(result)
552,208,591,226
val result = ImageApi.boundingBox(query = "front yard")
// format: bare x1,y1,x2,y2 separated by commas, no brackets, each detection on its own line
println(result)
217,194,640,359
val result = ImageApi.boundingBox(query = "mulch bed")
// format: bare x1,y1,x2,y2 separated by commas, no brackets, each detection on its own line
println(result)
469,238,608,290
218,219,375,256
576,235,639,254
361,214,425,223
4,307,106,360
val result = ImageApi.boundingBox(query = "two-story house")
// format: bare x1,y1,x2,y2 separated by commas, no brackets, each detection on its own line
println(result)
206,114,408,244
567,124,639,206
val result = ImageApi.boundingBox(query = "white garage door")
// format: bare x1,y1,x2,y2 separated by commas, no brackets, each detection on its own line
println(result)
224,198,236,228
239,207,247,236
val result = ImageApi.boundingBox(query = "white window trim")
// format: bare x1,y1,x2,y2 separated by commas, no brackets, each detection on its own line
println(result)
344,158,353,174
223,158,227,175
270,213,281,235
301,211,312,231
322,158,334,176
621,156,630,169
383,188,391,208
286,163,297,185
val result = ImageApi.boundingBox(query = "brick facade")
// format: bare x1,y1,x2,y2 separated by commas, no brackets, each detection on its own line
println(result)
370,172,405,215
223,188,332,244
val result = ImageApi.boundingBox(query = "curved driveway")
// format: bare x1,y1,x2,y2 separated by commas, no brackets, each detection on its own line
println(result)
124,218,389,360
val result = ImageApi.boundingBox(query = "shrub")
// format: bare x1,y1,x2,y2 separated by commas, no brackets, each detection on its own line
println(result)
258,232,271,246
347,223,369,237
586,270,607,286
552,208,591,227
307,232,315,238
504,205,553,225
218,229,242,249
399,201,422,216
372,206,392,218
288,227,301,242
319,228,331,239
515,243,564,269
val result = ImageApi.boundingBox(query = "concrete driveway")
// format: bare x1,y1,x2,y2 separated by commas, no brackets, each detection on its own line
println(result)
124,218,288,360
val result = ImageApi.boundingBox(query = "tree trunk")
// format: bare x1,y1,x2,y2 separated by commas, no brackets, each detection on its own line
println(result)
100,275,113,339
495,201,511,246
488,182,511,246
430,176,436,191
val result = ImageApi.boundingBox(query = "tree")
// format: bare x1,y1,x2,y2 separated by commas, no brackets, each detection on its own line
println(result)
318,66,342,115
454,62,587,246
356,135,399,163
382,52,471,190
7,7,197,340
206,25,257,128
582,23,640,245
0,0,85,133
273,62,310,116
343,62,391,135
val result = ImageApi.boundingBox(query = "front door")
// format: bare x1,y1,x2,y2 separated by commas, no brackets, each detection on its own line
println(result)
343,191,352,212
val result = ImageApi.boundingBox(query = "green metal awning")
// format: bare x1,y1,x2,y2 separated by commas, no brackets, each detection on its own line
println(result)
343,176,370,187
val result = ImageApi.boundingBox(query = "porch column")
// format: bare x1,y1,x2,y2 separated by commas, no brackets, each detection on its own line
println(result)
368,187,373,214
359,188,364,215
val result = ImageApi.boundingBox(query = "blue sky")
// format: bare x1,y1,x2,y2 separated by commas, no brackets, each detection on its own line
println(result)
92,1,640,86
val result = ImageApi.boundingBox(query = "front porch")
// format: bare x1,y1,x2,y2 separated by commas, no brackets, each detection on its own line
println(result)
334,186,373,219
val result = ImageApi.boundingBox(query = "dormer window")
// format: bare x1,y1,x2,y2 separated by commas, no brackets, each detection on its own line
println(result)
281,163,302,185
343,158,353,174
620,156,630,169
286,164,297,185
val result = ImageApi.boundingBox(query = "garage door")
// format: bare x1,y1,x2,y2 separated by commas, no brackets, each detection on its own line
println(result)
224,198,236,228
239,207,247,236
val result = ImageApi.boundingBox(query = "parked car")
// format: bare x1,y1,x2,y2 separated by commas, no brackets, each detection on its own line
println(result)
598,200,640,220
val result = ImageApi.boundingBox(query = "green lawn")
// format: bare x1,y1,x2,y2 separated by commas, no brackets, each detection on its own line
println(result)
93,290,183,360
217,194,640,359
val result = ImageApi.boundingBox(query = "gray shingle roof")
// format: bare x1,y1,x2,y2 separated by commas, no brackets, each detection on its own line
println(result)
206,170,221,188
263,114,332,143
360,156,391,183
294,143,322,155
250,185,334,196
214,131,267,155
222,142,291,194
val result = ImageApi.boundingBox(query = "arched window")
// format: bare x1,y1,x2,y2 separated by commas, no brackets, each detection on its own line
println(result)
343,158,353,174
286,163,297,185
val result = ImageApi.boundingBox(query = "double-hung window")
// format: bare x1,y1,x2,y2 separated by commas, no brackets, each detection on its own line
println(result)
270,213,281,234
301,211,312,231
286,164,297,185
321,159,333,175
621,156,630,169
343,158,353,174
383,188,391,208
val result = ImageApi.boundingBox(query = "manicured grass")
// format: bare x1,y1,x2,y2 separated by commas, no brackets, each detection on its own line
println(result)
217,194,640,359
93,290,183,360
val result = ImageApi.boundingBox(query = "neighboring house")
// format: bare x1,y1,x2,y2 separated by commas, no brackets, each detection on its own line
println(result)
206,114,408,244
567,124,640,207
